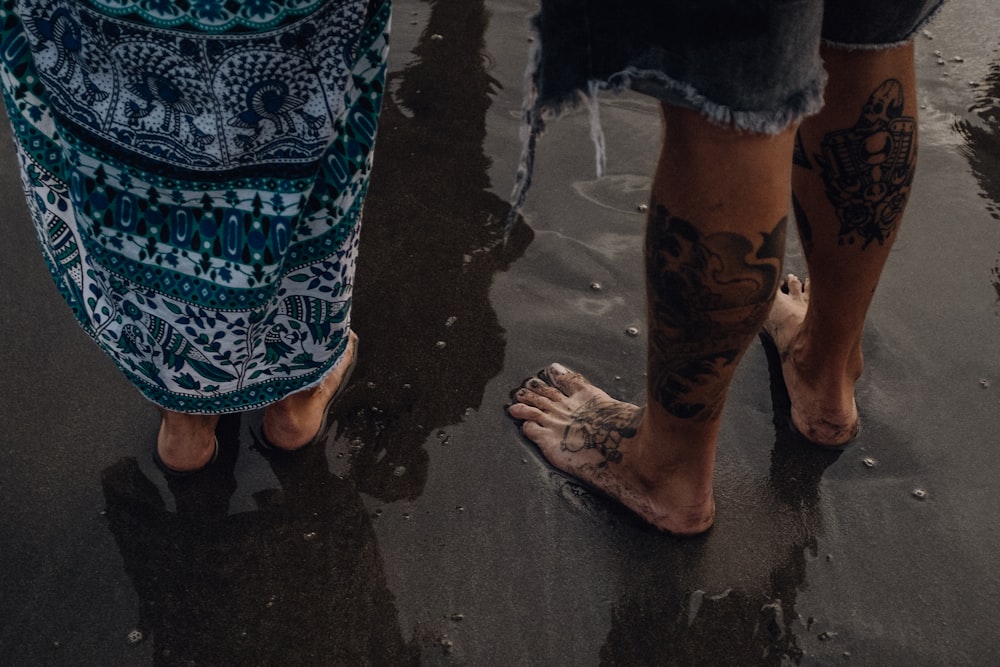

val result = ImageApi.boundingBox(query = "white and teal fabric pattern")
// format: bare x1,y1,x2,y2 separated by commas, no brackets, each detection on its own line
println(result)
0,0,389,413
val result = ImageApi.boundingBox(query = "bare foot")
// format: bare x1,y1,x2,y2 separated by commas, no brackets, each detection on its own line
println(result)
262,331,359,450
157,411,219,473
508,364,715,536
763,274,860,446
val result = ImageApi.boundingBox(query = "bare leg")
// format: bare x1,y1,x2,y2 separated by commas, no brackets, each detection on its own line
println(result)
764,43,917,445
157,411,219,473
510,107,796,535
261,330,358,450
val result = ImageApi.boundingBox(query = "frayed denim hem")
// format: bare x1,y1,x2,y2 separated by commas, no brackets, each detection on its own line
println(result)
506,50,826,230
620,69,826,135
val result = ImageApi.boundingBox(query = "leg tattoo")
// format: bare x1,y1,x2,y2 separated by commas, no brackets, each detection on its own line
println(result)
645,205,785,420
816,79,916,249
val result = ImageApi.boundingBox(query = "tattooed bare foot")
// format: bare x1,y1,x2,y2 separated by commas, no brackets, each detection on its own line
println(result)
508,363,715,536
763,275,860,446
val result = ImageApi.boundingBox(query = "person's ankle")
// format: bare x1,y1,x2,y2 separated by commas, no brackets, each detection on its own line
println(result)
262,387,326,449
157,412,219,469
788,333,861,385
632,415,716,500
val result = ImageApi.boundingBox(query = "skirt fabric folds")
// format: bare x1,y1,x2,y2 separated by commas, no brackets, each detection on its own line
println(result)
0,0,390,413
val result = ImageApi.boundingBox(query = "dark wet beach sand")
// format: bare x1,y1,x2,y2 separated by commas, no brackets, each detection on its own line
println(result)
3,0,1000,663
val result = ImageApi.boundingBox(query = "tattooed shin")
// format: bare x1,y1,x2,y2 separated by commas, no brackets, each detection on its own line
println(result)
816,78,916,249
561,399,642,468
645,205,786,420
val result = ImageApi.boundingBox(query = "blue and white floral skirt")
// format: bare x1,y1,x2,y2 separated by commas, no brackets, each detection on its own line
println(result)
0,0,389,413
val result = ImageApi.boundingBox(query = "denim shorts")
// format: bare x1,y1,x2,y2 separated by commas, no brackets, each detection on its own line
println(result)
508,0,944,222
529,0,944,133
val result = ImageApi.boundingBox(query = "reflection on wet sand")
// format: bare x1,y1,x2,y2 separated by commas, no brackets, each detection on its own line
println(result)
957,59,1000,221
955,58,1000,300
336,0,532,501
597,341,843,665
101,416,419,665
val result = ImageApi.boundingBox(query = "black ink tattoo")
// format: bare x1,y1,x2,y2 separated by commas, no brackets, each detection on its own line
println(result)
561,400,641,468
645,205,785,420
792,194,814,258
816,78,916,249
793,131,811,169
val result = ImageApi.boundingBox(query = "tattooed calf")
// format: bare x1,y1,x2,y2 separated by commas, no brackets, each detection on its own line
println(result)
817,78,916,249
645,205,785,420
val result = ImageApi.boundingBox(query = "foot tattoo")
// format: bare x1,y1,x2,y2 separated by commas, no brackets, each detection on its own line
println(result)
560,396,641,467
509,364,714,536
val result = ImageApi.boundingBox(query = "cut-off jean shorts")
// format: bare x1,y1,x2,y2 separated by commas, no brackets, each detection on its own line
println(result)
509,0,946,221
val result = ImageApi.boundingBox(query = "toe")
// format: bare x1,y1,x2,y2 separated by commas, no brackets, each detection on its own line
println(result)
521,377,565,402
785,273,804,296
513,386,557,412
508,402,546,424
543,363,590,396
521,419,561,452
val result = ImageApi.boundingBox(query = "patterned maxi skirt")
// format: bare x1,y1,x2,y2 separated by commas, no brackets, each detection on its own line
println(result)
0,0,389,413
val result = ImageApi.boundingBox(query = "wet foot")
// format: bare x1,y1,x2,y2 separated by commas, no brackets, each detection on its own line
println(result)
157,412,219,473
262,331,358,450
763,274,860,446
508,364,715,536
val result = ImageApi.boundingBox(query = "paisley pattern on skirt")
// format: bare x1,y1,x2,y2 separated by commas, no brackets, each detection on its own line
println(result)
0,0,390,413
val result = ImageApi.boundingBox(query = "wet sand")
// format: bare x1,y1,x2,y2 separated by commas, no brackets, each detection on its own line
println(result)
3,0,1000,664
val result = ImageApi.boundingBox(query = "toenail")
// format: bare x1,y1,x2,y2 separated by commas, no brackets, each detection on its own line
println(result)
526,378,545,389
549,363,567,375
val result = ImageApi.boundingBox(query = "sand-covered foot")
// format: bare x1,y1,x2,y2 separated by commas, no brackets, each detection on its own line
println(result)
262,331,358,450
157,412,219,473
508,363,714,536
763,274,860,446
